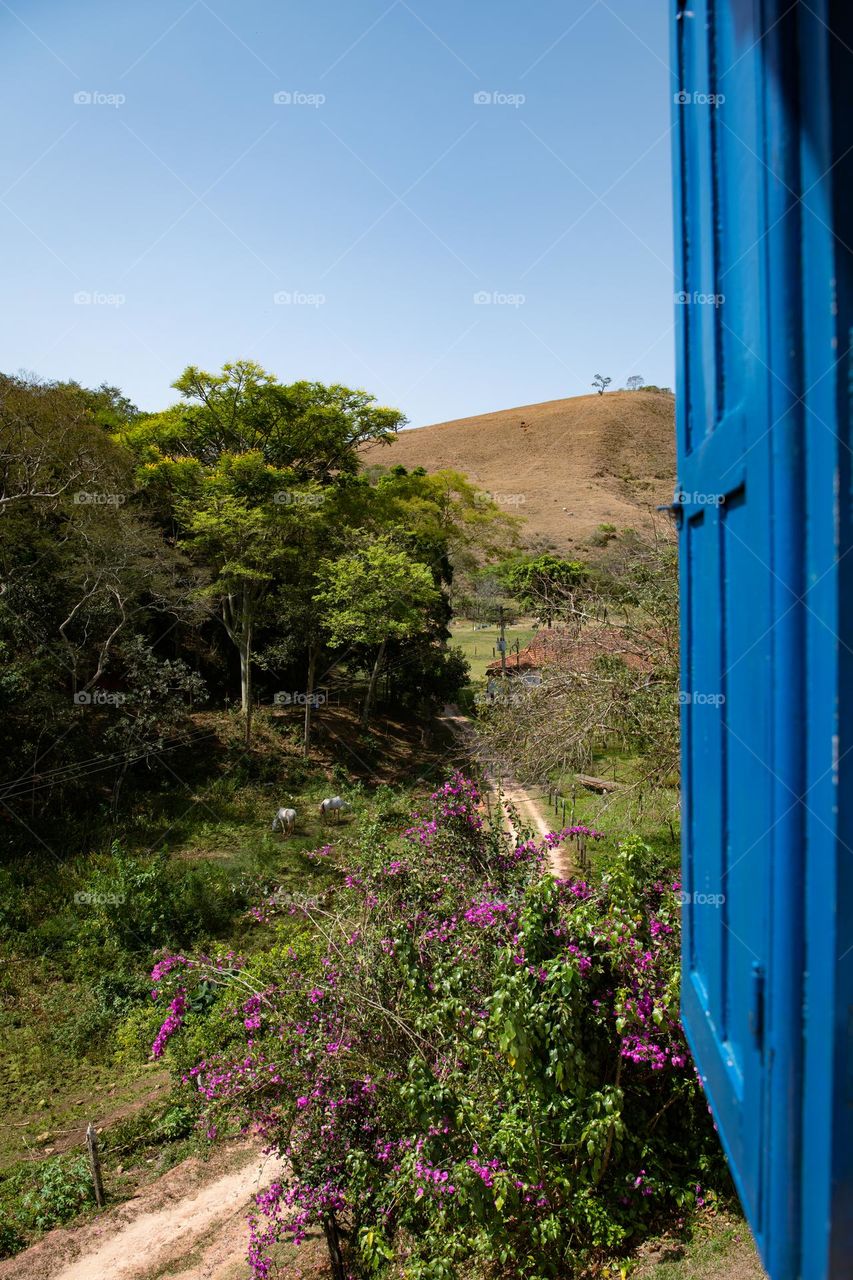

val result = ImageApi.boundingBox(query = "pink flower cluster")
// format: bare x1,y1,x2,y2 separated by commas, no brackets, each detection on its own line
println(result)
248,1178,347,1272
414,1160,456,1197
152,988,187,1058
463,898,513,929
242,993,264,1031
468,1153,503,1189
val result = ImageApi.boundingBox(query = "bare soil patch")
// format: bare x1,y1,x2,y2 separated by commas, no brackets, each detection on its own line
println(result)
3,1143,285,1280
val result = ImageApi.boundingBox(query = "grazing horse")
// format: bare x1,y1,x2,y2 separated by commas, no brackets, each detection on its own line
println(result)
319,796,348,822
272,806,296,835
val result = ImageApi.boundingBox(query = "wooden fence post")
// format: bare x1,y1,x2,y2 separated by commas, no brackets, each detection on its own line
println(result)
86,1122,105,1209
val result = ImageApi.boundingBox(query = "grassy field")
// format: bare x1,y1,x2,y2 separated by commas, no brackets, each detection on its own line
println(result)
0,775,342,1251
449,617,538,682
546,749,681,855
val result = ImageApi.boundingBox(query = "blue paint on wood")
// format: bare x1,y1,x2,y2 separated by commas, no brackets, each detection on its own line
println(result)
671,2,853,1275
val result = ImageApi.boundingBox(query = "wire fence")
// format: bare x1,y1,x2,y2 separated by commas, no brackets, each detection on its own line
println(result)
543,783,597,871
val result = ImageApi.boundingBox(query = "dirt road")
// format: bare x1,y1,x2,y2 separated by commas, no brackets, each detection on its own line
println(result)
439,704,575,876
4,1145,286,1280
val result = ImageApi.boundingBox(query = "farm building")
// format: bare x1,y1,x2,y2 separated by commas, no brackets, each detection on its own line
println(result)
484,626,656,683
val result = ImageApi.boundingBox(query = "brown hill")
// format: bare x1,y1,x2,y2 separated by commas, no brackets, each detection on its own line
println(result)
360,391,676,554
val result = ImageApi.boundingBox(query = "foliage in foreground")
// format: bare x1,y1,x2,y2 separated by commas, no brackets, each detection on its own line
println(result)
151,778,725,1279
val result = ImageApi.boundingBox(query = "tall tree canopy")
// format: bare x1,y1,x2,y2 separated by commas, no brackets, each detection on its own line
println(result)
122,361,405,477
0,362,516,842
122,362,406,743
0,375,201,841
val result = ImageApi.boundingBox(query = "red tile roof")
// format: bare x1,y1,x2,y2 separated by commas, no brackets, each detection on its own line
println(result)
486,626,656,676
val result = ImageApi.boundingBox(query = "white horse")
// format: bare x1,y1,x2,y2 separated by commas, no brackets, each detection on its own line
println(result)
272,806,297,835
319,796,349,822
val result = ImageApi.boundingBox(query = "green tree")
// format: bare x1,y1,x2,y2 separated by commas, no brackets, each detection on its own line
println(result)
497,553,588,626
314,536,441,725
0,374,199,838
104,634,208,818
0,373,133,515
124,362,407,743
259,534,334,759
174,452,323,746
122,361,404,477
368,465,519,563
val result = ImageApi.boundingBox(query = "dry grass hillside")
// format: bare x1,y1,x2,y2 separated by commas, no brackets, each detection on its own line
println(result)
360,390,676,553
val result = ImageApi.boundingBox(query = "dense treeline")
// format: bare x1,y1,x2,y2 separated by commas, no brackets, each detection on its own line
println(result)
0,362,513,855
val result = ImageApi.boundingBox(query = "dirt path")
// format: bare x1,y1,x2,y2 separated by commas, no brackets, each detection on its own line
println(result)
4,1145,286,1280
439,704,575,877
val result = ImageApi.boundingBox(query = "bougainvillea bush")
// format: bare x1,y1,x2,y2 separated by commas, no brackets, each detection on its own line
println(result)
151,774,725,1279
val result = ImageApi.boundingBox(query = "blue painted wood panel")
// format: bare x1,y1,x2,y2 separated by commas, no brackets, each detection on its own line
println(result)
672,1,853,1275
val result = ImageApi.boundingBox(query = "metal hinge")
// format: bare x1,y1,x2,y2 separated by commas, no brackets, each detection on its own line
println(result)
657,500,684,528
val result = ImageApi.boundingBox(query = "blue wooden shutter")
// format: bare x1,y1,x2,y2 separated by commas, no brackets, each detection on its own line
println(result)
673,2,803,1273
674,0,777,1242
674,2,853,1276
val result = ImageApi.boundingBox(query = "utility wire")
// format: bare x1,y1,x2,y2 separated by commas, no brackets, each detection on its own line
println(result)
0,729,217,803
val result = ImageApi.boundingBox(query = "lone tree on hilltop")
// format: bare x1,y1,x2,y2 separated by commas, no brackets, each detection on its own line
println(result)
592,373,612,395
627,374,644,391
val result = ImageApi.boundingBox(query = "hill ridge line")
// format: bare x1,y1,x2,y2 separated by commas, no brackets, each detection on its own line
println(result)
360,390,676,553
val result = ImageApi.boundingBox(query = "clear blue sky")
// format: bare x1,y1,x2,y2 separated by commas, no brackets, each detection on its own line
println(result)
0,0,675,427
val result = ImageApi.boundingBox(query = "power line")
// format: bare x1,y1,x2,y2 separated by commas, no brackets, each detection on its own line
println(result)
0,729,217,804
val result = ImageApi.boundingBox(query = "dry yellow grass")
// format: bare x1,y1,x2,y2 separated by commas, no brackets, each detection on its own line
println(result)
360,390,676,554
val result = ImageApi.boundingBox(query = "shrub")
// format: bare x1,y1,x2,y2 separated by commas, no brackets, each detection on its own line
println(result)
114,1001,164,1066
0,1217,24,1260
589,524,618,547
101,1101,198,1158
19,1157,95,1232
78,842,253,957
151,776,724,1279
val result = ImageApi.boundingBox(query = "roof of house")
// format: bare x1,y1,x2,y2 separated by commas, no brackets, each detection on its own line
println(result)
486,626,656,677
